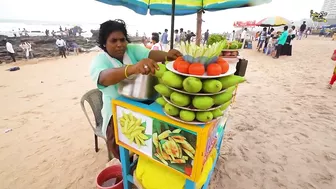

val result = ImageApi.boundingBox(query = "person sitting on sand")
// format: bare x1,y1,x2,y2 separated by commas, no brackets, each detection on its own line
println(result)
89,19,182,159
327,50,336,89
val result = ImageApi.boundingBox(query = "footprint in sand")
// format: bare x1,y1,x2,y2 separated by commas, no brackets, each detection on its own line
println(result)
323,152,336,162
237,145,249,161
310,171,334,185
298,180,317,189
21,111,42,116
20,93,43,99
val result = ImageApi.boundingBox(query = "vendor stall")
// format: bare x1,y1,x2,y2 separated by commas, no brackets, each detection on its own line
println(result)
108,42,245,189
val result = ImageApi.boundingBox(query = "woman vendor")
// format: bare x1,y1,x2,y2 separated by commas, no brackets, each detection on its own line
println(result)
90,19,182,159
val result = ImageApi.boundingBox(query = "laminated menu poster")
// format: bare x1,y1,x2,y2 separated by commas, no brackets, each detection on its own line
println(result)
116,106,153,157
152,118,197,176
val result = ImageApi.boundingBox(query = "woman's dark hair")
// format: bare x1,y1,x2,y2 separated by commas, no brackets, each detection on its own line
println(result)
152,35,159,43
98,19,131,51
152,32,159,37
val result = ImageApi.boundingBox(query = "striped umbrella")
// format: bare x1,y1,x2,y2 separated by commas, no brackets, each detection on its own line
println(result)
97,0,272,47
256,16,291,27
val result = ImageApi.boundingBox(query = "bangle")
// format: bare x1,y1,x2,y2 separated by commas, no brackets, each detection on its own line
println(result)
124,65,130,78
165,56,168,63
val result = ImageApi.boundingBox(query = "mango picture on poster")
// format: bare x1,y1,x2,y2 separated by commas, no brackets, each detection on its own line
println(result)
152,118,197,176
119,112,151,148
116,106,153,156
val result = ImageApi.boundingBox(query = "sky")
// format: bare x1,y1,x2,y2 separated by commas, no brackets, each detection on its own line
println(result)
0,0,325,34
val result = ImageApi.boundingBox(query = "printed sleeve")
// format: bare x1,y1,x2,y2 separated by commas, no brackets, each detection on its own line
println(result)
90,54,112,89
127,44,150,62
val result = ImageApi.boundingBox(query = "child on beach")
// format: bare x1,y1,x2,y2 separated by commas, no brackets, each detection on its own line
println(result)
327,50,336,89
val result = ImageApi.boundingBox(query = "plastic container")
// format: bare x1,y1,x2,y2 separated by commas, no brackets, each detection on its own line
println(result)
96,165,124,189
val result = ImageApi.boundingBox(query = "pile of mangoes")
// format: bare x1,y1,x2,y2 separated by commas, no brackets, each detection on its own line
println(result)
154,64,245,123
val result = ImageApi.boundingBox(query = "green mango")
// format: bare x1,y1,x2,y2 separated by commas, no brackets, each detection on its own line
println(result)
183,77,202,93
226,86,237,94
179,110,196,122
154,84,173,97
218,75,245,89
164,103,180,116
202,79,223,93
219,100,231,111
162,71,183,89
211,109,223,118
213,91,232,105
154,64,167,78
155,97,167,107
192,96,214,110
170,92,191,107
196,111,213,122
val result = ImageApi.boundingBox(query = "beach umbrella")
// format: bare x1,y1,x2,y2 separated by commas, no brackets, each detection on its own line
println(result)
256,16,291,27
97,0,272,48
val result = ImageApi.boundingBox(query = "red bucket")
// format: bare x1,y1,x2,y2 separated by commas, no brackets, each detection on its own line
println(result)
96,165,124,189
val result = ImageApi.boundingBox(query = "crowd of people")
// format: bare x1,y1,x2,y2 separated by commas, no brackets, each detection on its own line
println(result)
2,36,81,63
142,28,201,51
253,21,310,59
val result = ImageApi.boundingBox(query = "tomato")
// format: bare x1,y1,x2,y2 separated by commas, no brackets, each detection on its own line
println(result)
217,58,229,74
177,61,190,74
188,63,205,75
173,57,185,70
207,63,222,76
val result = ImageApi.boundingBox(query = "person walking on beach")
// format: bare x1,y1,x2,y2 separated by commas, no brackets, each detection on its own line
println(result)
72,41,79,55
5,39,16,62
257,27,267,52
298,21,306,40
180,28,186,44
240,28,247,43
56,37,67,58
274,26,289,59
230,30,236,42
203,29,209,46
174,29,180,48
327,50,336,89
20,41,31,60
161,29,169,51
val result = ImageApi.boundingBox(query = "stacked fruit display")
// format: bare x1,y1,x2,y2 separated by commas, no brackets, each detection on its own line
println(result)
222,40,242,58
154,63,245,124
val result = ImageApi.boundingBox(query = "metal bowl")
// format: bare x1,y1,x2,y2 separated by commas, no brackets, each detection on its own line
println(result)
118,74,158,101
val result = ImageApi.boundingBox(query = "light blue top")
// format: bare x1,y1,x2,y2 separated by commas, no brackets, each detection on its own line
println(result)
278,31,288,45
90,44,150,137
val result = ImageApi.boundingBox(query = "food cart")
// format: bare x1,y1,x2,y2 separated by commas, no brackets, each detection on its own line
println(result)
110,42,245,189
112,96,229,189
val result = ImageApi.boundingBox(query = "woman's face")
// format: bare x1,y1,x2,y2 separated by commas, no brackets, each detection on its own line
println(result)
105,31,127,60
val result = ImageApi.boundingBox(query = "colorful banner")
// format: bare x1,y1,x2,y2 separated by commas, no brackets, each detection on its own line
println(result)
233,20,256,27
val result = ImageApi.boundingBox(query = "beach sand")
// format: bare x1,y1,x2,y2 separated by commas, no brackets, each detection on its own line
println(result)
0,36,336,189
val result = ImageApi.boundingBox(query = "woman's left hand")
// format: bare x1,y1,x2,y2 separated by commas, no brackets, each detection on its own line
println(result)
167,49,182,61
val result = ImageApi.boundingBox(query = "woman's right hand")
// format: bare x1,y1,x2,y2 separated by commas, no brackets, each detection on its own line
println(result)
129,58,159,75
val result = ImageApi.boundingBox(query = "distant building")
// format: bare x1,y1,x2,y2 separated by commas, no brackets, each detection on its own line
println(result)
322,0,336,24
